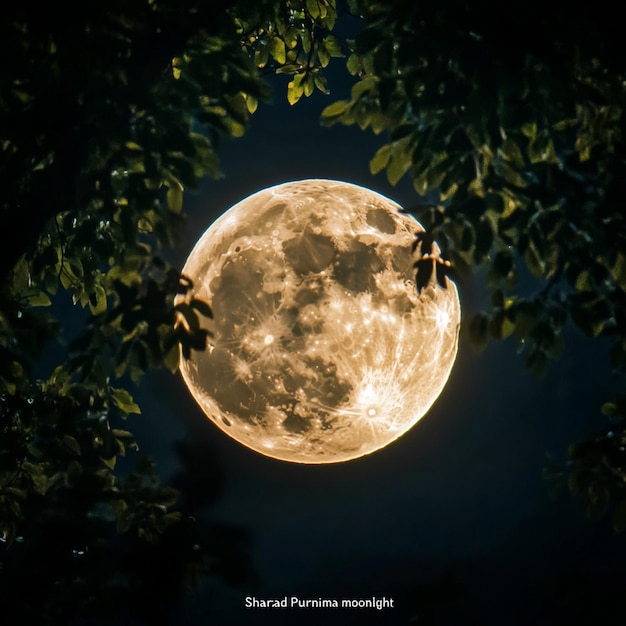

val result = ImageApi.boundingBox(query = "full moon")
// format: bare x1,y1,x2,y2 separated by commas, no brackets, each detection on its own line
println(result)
179,179,460,463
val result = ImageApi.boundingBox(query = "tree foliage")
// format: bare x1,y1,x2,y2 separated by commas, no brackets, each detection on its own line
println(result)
1,1,347,620
1,0,626,621
320,0,626,528
0,1,267,621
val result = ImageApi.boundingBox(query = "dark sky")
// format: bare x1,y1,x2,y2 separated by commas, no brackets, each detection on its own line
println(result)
133,66,626,626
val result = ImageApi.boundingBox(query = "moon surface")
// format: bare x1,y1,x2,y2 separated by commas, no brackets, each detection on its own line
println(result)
179,179,460,463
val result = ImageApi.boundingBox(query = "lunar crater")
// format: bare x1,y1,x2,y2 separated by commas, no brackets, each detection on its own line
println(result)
179,180,460,463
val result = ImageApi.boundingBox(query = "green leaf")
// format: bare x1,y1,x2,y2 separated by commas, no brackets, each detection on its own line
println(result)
346,53,360,75
521,121,537,140
112,428,135,440
306,0,320,19
468,177,484,198
101,455,117,470
351,75,377,99
611,252,626,291
575,270,594,292
63,435,81,456
317,44,330,68
26,291,52,307
553,118,578,132
528,129,558,164
163,344,179,373
496,161,527,188
88,282,107,315
275,63,302,75
314,73,329,94
269,37,286,64
23,461,50,496
255,46,269,68
500,138,524,168
412,169,429,196
323,35,343,57
575,134,592,162
110,387,141,416
303,74,314,97
369,143,392,175
287,76,304,105
321,99,349,121
0,377,17,395
386,143,412,186
166,177,184,213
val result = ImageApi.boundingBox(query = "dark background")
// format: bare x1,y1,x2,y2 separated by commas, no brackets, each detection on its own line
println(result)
133,71,626,625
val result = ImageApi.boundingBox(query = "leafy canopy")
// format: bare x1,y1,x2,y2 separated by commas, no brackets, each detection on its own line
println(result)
321,0,626,528
1,0,626,621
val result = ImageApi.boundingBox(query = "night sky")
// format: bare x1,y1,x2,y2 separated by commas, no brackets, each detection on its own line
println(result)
132,67,626,625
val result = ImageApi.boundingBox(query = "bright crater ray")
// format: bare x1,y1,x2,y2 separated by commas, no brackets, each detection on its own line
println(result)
179,179,460,463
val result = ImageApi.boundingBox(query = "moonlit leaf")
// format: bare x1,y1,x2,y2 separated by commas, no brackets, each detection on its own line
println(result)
26,291,52,307
275,63,303,75
101,456,117,470
369,144,392,175
306,0,320,19
323,35,343,57
110,387,141,416
166,179,184,213
269,37,286,64
321,99,349,121
287,79,304,105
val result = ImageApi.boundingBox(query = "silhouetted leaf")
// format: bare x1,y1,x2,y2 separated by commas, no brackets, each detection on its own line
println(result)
190,298,213,319
435,260,451,289
412,231,435,256
175,302,200,329
414,257,434,293
468,313,489,351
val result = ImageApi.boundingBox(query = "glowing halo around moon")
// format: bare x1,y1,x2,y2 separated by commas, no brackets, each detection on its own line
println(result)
178,179,460,464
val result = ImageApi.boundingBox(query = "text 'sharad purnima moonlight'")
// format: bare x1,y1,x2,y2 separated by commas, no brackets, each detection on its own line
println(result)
245,596,395,610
